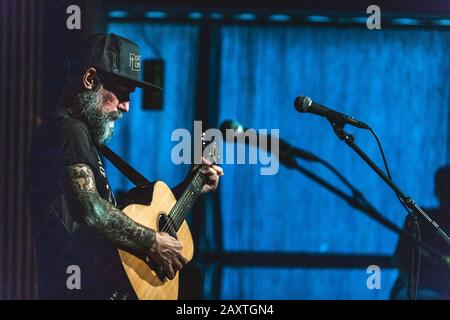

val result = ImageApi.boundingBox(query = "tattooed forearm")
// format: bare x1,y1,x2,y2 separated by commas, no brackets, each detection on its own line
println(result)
61,164,155,254
78,193,155,253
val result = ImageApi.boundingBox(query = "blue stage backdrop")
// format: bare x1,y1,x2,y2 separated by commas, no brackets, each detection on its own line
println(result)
107,22,450,299
105,23,200,191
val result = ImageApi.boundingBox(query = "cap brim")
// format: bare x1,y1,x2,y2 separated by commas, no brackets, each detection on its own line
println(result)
101,70,163,92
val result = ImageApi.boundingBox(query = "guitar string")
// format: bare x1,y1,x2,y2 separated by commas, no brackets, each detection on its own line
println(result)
164,172,199,231
161,146,215,233
160,171,204,234
169,172,204,229
161,172,203,234
170,172,204,230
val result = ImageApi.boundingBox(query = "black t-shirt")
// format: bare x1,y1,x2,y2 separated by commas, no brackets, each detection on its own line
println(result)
28,109,133,299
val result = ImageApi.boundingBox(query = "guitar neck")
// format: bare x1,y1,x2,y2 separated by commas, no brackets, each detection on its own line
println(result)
169,169,205,231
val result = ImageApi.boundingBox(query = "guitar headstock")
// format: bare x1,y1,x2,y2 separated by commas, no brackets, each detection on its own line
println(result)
202,132,219,165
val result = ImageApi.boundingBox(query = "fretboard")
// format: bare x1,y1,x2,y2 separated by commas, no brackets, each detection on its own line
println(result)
169,169,206,231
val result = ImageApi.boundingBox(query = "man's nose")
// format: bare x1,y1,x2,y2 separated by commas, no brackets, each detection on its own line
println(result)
117,102,129,113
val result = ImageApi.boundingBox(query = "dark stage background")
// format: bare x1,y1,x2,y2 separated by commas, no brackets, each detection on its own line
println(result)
1,0,450,299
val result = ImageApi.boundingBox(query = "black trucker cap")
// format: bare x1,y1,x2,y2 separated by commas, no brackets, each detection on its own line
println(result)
68,33,162,92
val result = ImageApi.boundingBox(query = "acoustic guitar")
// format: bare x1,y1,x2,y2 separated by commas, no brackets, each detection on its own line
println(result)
117,136,217,300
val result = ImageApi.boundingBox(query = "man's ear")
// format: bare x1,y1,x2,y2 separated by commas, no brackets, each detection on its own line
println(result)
82,67,97,90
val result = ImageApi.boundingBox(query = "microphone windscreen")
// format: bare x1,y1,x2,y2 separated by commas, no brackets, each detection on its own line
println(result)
294,96,312,113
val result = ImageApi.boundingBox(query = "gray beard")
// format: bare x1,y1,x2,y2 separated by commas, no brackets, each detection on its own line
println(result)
78,85,122,145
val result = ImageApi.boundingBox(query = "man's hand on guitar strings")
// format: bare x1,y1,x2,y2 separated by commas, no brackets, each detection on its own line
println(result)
147,231,188,280
199,158,224,195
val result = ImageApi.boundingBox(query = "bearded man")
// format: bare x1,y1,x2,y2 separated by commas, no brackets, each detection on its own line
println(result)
28,33,223,299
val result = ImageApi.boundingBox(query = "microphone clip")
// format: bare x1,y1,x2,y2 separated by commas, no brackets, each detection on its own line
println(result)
328,118,355,143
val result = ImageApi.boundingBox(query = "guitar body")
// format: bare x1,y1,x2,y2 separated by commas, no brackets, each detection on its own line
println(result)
118,180,194,300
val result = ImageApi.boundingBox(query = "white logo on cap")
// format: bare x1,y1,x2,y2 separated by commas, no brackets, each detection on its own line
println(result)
129,53,141,72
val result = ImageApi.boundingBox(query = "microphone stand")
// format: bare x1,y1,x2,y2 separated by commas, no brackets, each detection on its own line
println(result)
280,145,445,264
229,127,448,298
406,214,420,300
327,118,450,300
279,146,388,219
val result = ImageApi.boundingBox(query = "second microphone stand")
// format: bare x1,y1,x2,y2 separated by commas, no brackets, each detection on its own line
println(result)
278,128,449,299
327,118,450,300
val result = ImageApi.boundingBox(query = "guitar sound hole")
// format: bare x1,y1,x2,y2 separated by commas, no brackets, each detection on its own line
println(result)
158,213,178,240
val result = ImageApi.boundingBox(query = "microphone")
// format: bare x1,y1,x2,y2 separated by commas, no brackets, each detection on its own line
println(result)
219,120,319,161
294,96,369,129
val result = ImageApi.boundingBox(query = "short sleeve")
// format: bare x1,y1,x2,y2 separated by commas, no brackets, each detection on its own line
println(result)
60,121,98,169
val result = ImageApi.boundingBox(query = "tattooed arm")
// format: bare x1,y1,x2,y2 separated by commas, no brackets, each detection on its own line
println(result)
60,163,188,279
60,163,155,253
